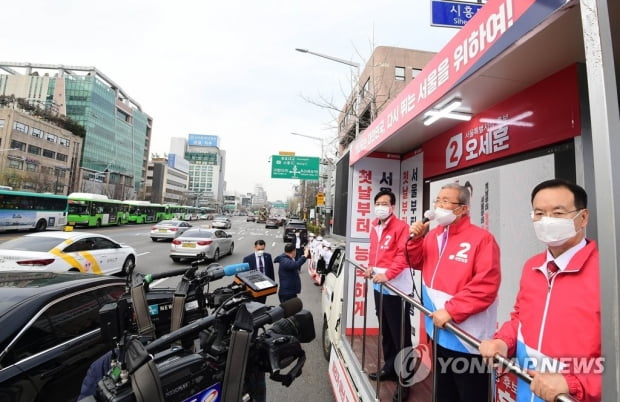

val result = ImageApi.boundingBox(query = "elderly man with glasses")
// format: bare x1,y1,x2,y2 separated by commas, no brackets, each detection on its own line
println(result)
407,182,501,402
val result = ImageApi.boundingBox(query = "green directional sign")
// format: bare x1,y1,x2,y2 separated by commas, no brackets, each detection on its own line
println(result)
271,155,319,180
272,203,287,209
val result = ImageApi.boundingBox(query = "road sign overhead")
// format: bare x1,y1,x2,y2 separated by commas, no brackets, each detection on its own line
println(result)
431,0,483,28
271,155,320,180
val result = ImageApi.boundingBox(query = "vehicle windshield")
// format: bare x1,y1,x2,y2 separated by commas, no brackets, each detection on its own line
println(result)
0,236,61,252
157,220,178,226
180,230,213,238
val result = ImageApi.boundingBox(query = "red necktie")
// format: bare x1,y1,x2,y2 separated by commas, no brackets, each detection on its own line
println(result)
258,256,264,273
547,260,559,280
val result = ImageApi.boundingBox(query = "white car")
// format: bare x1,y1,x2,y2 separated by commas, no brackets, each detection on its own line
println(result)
170,228,234,263
211,216,231,229
0,231,136,275
321,244,346,361
150,220,193,241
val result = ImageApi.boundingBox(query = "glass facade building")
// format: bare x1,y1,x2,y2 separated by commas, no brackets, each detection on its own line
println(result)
0,63,152,196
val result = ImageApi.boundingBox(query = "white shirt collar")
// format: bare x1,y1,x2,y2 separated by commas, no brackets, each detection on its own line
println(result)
545,238,587,271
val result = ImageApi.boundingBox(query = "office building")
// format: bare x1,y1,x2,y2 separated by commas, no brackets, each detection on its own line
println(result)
168,135,225,210
145,156,190,204
0,105,82,194
0,62,152,198
338,47,436,150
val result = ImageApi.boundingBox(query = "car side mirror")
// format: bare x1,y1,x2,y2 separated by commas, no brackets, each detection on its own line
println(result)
227,234,232,238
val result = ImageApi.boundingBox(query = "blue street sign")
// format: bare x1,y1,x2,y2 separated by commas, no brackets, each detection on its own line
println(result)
431,0,484,28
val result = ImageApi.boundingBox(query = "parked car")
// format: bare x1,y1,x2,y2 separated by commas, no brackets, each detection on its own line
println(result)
0,231,136,275
265,217,279,229
170,228,234,262
0,271,126,402
211,216,232,229
246,214,256,222
283,219,308,242
149,220,193,241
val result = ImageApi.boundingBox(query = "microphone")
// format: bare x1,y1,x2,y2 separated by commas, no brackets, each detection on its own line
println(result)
253,297,303,328
422,209,435,223
409,210,435,239
206,262,250,280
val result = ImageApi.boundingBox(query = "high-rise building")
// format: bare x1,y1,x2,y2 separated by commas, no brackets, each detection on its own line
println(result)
0,62,152,198
252,184,268,207
168,135,225,211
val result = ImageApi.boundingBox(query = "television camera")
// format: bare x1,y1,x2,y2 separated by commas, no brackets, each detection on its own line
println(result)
92,256,315,402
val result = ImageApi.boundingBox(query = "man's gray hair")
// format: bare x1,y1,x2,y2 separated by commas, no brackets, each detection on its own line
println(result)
441,183,471,206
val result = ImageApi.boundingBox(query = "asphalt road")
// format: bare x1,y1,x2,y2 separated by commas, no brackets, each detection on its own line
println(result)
0,216,336,402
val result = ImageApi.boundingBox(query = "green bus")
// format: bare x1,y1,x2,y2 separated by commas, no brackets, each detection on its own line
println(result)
166,205,201,221
125,201,167,224
67,193,128,227
0,189,68,232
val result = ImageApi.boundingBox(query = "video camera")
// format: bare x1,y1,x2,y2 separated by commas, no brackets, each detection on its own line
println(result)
93,257,315,402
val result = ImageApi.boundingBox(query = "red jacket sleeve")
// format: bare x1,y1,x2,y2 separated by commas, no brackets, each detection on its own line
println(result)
444,233,501,324
386,221,411,280
405,235,424,271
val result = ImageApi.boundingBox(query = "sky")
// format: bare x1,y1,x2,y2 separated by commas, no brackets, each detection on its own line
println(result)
1,0,457,201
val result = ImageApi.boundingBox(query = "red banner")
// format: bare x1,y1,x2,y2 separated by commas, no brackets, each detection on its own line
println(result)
423,64,580,177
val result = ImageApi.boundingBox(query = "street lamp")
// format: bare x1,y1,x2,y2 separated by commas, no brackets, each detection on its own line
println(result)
295,48,361,138
290,132,333,232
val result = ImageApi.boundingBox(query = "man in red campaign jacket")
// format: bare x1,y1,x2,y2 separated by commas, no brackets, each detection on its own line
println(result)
407,182,501,402
480,179,601,402
364,189,414,401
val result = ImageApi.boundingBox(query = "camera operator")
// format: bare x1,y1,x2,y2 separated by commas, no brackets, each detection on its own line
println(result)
274,243,309,303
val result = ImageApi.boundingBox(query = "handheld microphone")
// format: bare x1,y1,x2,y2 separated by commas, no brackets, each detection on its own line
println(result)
409,210,435,239
206,262,250,280
422,209,435,223
253,297,303,328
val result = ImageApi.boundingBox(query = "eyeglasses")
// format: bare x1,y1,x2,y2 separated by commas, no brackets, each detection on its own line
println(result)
434,199,462,207
530,209,582,221
375,202,391,207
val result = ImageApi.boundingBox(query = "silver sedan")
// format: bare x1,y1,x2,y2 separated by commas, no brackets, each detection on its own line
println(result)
150,220,193,241
169,228,234,262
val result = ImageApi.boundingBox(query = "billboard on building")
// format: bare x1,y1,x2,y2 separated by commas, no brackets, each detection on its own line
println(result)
167,153,189,173
188,134,219,147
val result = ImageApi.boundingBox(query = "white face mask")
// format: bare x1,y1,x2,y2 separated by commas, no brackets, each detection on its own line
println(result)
434,207,457,226
256,250,264,257
374,205,391,220
533,212,582,247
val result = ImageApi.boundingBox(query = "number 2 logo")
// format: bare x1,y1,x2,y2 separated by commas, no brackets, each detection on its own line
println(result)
445,133,463,169
453,242,471,262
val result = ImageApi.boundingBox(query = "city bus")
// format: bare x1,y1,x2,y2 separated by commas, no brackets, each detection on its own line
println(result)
125,201,167,224
166,205,201,221
67,192,128,227
0,189,68,232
